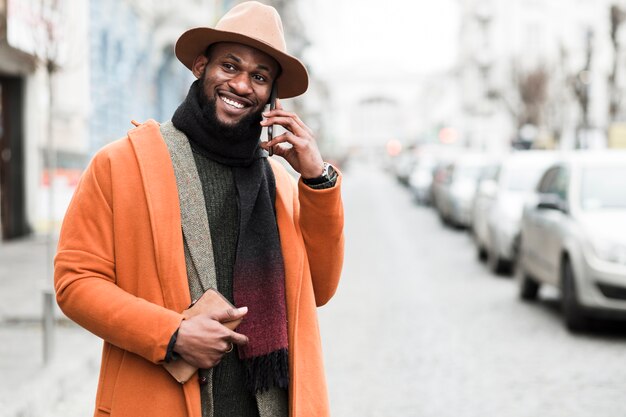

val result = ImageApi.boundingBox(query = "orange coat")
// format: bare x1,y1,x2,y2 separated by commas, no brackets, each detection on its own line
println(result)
54,120,344,417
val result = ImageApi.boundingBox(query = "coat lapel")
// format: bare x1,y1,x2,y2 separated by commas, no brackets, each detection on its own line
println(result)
127,120,190,312
159,121,217,292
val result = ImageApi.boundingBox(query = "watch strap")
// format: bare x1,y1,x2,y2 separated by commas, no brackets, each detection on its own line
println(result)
302,162,338,189
302,162,335,186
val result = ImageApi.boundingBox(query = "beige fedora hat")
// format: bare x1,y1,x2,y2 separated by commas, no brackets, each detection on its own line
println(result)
175,1,309,99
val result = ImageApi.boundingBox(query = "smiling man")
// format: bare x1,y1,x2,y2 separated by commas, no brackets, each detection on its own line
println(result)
54,2,344,417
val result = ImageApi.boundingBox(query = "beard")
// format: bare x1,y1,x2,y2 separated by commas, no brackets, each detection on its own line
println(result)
195,80,264,143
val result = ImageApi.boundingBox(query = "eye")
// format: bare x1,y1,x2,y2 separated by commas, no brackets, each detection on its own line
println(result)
222,63,236,72
252,74,268,83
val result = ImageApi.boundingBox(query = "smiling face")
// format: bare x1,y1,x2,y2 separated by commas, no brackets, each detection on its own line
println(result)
192,42,280,127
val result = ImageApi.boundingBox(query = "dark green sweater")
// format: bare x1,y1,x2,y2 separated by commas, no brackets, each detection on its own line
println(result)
192,149,259,417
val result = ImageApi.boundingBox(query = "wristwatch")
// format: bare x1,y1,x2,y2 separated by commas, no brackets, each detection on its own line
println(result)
302,162,336,186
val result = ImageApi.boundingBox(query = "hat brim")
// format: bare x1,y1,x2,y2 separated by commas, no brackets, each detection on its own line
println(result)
175,27,309,99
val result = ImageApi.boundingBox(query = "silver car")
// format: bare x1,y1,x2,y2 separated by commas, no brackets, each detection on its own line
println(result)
517,151,626,331
435,154,489,227
408,156,436,205
473,151,558,274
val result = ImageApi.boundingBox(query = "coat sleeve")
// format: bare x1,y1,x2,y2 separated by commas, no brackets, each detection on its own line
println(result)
54,149,184,364
297,174,345,306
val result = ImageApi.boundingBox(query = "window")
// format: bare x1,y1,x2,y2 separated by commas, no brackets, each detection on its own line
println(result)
580,166,626,210
552,167,569,200
537,166,558,193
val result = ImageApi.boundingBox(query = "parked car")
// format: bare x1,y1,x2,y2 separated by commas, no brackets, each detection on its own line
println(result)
435,154,489,227
393,150,418,186
430,160,454,214
472,151,558,274
408,156,436,205
471,162,499,259
408,145,462,206
517,150,626,331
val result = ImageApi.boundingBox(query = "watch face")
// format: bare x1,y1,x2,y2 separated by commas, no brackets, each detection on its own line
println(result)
326,164,336,178
302,162,336,186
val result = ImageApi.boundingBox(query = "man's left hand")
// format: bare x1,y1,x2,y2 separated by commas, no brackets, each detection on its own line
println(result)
260,98,324,179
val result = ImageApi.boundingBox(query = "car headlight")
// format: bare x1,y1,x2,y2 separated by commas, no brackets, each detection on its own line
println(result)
590,238,626,265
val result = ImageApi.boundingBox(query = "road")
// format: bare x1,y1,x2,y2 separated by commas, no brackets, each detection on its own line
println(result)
319,160,626,417
34,160,626,417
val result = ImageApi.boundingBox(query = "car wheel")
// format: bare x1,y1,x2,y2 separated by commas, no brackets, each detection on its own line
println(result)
518,269,540,301
561,258,589,332
488,247,510,275
510,235,520,275
471,228,488,261
477,245,487,261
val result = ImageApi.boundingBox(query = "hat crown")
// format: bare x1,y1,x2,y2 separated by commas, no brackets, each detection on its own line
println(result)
174,1,308,98
216,2,287,53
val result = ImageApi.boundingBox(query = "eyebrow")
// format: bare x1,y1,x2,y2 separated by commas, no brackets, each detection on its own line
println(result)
225,53,241,63
225,53,273,73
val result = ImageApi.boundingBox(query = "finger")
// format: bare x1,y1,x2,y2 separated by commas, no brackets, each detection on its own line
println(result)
212,306,248,323
263,109,294,118
262,110,312,134
275,98,284,111
229,330,249,346
260,141,290,159
268,132,306,150
262,116,308,137
214,340,233,354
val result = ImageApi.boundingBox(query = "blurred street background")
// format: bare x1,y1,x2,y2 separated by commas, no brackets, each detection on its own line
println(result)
3,0,626,416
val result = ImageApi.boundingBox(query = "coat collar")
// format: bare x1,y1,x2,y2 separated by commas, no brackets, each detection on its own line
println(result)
127,119,191,312
159,121,218,294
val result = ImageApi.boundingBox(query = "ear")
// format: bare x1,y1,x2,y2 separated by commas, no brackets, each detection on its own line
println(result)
191,55,209,79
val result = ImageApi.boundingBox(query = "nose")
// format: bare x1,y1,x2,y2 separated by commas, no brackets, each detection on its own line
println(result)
227,72,253,95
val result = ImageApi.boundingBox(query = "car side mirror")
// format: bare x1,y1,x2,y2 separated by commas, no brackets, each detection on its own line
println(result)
537,193,568,213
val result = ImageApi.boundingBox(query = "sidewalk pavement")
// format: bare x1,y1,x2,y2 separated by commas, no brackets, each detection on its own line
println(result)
0,235,101,417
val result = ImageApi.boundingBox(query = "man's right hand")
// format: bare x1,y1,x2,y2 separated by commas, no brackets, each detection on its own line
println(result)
173,306,249,368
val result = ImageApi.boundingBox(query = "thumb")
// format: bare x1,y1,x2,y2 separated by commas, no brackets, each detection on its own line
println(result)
213,306,248,323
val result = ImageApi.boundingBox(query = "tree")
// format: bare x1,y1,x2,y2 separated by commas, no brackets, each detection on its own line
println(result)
609,5,625,123
517,68,548,127
569,29,594,148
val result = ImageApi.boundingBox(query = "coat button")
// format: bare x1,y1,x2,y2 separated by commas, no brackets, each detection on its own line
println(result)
199,376,208,386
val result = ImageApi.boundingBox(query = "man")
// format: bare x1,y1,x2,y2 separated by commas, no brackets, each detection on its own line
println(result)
54,2,344,417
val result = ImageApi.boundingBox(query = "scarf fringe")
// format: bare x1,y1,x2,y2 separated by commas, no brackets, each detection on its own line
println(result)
243,348,290,393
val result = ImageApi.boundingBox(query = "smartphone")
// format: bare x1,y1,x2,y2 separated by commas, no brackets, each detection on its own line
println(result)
267,83,278,156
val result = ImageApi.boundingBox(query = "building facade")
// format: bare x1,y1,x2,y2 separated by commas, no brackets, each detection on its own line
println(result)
0,0,76,239
457,0,626,152
0,0,215,240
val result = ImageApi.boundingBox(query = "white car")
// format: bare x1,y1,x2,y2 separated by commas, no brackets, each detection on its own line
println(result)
473,151,558,274
408,157,436,205
517,151,626,331
472,162,499,260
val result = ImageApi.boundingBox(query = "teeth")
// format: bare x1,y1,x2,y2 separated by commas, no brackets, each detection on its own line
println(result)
220,96,244,109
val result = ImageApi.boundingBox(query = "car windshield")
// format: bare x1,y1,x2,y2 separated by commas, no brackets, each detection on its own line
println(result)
580,166,626,210
503,167,546,192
